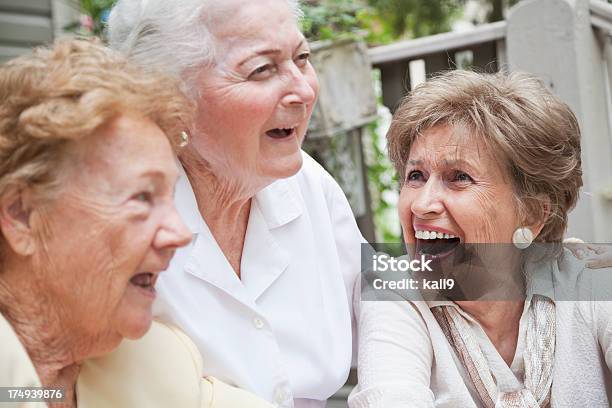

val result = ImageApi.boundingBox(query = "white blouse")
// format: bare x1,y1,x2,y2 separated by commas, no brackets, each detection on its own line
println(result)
349,252,612,407
154,152,364,408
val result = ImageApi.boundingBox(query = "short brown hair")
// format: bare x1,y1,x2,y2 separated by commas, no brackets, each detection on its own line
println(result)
387,70,582,242
0,38,193,200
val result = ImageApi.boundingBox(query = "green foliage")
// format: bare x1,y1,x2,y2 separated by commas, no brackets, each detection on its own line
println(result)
66,0,116,38
365,120,401,242
300,1,363,41
367,0,461,39
300,0,393,45
301,0,463,45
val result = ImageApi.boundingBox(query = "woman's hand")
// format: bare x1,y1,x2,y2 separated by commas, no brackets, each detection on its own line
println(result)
564,238,612,268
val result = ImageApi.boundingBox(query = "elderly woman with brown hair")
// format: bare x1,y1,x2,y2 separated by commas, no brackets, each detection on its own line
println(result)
0,39,194,406
349,70,612,407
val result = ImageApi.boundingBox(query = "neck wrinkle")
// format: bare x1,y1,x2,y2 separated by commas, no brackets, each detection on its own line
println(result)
179,150,263,230
457,300,524,338
0,264,89,398
180,150,265,277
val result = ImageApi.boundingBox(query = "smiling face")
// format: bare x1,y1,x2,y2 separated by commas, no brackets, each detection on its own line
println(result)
33,115,191,352
398,125,521,252
187,0,318,186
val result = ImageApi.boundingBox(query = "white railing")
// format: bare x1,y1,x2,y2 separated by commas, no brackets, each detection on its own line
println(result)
368,20,506,65
368,0,612,67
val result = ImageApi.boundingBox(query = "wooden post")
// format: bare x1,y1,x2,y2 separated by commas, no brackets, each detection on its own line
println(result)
379,61,411,113
507,0,612,242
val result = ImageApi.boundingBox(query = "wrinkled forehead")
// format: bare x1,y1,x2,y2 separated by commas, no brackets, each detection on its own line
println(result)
408,124,506,171
71,115,178,184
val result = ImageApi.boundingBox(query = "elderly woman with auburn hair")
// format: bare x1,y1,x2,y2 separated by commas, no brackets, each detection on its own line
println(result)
0,39,271,408
349,71,612,407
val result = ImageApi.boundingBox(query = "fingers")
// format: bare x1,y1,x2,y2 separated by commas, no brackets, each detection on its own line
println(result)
563,240,612,267
585,245,612,268
591,245,609,255
586,254,612,269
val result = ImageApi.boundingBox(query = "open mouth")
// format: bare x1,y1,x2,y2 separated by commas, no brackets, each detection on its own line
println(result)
415,230,461,260
129,272,157,294
265,127,296,139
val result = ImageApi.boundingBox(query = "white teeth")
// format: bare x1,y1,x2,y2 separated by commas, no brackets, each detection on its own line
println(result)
415,230,458,240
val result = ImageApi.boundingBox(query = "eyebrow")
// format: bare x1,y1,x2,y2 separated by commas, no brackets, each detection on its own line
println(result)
139,169,179,185
237,39,307,67
295,39,307,51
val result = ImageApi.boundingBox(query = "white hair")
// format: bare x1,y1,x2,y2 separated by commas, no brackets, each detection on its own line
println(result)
107,0,302,97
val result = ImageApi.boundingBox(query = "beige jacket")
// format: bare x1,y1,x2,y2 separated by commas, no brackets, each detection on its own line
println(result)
0,313,45,408
77,321,273,408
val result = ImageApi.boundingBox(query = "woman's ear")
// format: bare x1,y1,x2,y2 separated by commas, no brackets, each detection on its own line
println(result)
526,194,551,239
0,187,37,256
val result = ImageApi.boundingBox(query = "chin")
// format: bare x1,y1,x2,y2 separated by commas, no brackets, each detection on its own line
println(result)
268,151,303,179
118,309,154,340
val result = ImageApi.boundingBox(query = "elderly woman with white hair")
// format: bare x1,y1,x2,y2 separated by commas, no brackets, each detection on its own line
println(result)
85,1,364,407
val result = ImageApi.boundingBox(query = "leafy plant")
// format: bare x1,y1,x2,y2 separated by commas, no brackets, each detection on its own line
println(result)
65,0,115,37
367,0,462,39
364,118,401,242
301,0,463,45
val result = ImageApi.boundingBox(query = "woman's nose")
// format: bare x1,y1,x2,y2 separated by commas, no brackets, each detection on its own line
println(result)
154,205,192,250
282,65,317,107
411,178,445,217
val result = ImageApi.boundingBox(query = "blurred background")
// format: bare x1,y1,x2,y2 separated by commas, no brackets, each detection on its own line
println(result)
1,0,612,404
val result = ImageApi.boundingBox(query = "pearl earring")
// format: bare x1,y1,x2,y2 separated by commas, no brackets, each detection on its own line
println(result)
512,227,533,249
179,131,189,148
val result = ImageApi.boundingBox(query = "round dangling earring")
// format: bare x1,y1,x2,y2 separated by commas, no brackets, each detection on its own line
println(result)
179,131,189,148
512,227,533,249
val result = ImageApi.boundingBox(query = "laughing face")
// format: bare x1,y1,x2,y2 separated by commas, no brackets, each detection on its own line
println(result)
188,0,319,186
35,115,191,352
398,125,521,260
